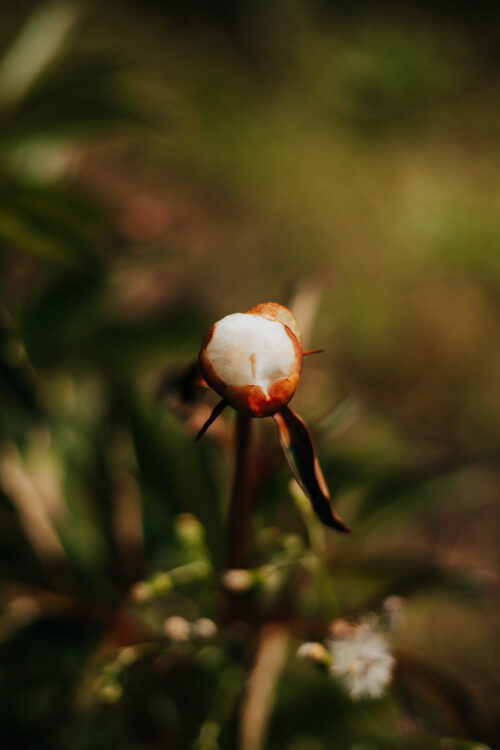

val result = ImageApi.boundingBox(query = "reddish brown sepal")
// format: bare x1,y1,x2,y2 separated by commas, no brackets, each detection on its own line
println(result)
273,406,350,533
246,302,301,343
226,374,300,417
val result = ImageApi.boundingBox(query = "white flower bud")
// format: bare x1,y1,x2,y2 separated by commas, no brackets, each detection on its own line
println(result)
130,581,153,603
222,568,254,592
193,618,218,640
199,303,302,417
163,615,192,642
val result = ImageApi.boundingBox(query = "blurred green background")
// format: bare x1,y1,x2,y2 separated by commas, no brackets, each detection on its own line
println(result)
1,1,500,748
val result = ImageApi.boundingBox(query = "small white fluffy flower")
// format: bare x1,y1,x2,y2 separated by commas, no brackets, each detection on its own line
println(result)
193,617,218,640
163,615,192,642
222,568,254,592
330,625,395,700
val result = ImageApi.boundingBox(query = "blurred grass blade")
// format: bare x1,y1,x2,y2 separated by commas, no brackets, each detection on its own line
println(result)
22,269,104,366
240,625,290,750
288,279,322,349
273,406,350,532
195,665,245,750
0,184,105,264
339,557,487,614
1,58,148,145
0,307,42,423
0,445,67,576
396,650,486,740
127,388,224,570
0,1,79,109
354,464,459,532
0,487,49,586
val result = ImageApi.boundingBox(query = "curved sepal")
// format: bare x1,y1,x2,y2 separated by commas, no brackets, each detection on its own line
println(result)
194,398,228,442
273,406,350,533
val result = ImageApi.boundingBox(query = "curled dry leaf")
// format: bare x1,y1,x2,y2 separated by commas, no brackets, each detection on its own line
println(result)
273,406,350,533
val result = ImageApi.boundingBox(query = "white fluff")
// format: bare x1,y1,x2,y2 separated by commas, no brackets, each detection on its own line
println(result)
330,626,395,700
205,313,297,394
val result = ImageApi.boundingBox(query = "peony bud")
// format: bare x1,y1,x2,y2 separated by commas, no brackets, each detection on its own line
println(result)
194,301,350,532
199,303,303,417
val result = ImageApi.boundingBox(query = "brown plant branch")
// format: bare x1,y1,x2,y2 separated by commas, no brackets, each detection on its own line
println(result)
227,414,255,568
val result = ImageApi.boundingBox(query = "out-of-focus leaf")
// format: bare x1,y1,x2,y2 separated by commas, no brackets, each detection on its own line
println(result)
0,57,147,143
0,183,105,264
0,0,80,109
273,406,350,532
55,425,125,596
239,625,290,750
0,615,100,746
194,664,244,750
0,206,72,263
0,307,42,426
396,650,486,741
268,658,354,749
336,27,458,130
0,487,47,586
336,557,486,614
22,269,104,365
320,447,400,489
24,285,205,371
0,181,103,258
127,388,224,570
353,463,460,532
86,307,206,373
36,399,130,604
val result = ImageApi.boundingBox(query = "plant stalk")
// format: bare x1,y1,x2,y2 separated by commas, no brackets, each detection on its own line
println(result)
227,413,255,568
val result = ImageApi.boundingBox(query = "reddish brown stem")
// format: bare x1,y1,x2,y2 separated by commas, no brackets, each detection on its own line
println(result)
227,414,255,568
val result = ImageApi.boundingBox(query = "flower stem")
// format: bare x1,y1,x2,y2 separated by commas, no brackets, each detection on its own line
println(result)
227,413,254,568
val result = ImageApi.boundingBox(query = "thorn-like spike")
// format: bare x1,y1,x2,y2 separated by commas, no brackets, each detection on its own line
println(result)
194,399,228,442
302,349,324,356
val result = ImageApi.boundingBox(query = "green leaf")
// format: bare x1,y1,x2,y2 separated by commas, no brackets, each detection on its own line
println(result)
0,487,48,586
0,57,147,143
127,387,224,570
0,307,42,424
353,464,460,532
0,183,105,263
337,557,485,613
22,268,105,366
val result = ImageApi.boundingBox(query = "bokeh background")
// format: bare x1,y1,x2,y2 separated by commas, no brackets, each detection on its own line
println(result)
1,1,500,748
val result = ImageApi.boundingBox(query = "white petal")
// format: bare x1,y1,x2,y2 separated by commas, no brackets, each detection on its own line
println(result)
205,313,298,395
